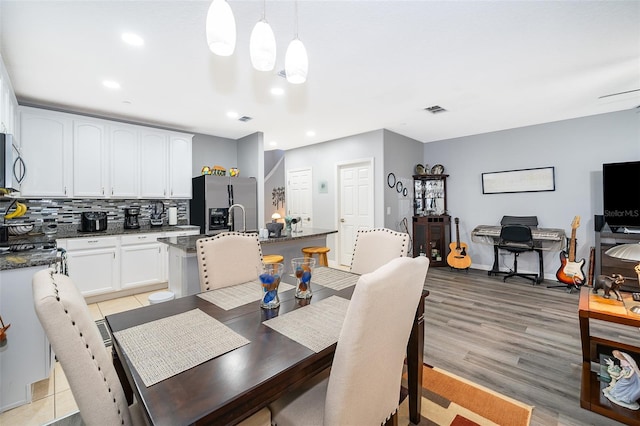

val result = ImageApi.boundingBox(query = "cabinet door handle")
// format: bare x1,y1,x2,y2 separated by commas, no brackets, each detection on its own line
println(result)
102,187,105,195
64,186,67,195
340,218,345,223
111,188,114,195
88,240,98,243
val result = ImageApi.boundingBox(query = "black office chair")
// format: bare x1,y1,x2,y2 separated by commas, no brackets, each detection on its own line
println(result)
498,225,538,284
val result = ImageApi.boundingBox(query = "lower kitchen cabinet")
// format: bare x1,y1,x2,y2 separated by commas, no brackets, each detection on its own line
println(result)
60,237,119,296
0,265,54,413
57,229,200,298
120,234,164,288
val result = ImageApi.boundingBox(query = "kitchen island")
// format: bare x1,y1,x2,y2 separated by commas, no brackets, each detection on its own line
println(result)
158,228,338,297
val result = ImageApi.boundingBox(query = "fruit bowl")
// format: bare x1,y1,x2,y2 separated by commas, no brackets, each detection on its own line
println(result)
7,224,34,236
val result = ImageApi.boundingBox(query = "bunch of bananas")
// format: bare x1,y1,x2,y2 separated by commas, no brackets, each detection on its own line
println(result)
4,202,27,219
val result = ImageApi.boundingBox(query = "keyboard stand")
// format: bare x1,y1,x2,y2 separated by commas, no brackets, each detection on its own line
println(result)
488,244,544,284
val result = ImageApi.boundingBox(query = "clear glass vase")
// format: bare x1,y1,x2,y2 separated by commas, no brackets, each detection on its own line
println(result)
259,263,284,309
291,257,315,299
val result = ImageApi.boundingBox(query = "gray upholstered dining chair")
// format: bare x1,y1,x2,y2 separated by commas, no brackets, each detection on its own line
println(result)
349,228,410,275
269,255,430,426
32,269,147,426
196,231,264,292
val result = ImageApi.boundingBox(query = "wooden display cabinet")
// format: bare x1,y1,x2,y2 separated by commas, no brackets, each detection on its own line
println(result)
579,287,640,425
412,215,450,267
412,174,450,266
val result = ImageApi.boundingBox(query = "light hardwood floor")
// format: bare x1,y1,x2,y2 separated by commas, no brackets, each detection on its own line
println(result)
424,266,633,426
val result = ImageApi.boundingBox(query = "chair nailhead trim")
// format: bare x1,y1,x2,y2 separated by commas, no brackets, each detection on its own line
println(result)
49,274,128,425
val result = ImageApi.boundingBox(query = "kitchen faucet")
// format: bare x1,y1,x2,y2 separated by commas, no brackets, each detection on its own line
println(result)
228,204,246,232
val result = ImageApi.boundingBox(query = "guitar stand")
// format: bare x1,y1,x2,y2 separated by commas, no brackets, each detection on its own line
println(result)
449,266,469,273
547,277,583,293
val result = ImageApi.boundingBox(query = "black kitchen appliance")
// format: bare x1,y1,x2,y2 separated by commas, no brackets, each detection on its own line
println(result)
190,175,258,235
124,207,140,229
81,212,107,232
150,201,164,227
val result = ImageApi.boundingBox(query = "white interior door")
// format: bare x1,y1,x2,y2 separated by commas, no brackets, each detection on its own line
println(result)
338,160,374,266
286,168,313,230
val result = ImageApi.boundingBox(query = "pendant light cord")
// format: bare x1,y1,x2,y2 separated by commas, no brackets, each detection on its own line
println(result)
294,0,299,38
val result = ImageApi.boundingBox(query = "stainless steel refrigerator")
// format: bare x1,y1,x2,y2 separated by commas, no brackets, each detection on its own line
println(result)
190,175,258,234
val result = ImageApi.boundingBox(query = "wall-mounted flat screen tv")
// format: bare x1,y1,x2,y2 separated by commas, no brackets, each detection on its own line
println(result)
603,160,640,231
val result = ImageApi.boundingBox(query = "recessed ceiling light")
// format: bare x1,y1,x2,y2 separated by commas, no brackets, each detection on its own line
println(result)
102,80,121,89
269,141,278,147
122,32,144,47
226,111,239,119
270,87,284,96
306,130,316,137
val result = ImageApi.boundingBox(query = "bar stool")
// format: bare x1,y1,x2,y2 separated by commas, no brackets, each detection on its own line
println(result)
301,246,330,267
263,254,285,264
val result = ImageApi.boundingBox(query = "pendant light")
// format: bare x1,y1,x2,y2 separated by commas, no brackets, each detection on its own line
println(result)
285,0,308,84
250,0,276,71
206,0,236,56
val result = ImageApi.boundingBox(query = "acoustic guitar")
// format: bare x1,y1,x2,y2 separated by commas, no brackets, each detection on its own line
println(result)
556,216,585,285
447,217,472,270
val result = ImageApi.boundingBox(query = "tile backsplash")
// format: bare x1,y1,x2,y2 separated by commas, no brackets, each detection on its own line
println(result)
2,198,189,231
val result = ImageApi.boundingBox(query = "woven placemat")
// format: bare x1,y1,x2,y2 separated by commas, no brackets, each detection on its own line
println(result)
263,296,350,353
308,267,360,291
197,280,295,310
113,309,250,386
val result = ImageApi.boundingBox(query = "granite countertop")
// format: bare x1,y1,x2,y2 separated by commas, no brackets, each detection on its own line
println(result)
0,224,200,271
158,228,338,254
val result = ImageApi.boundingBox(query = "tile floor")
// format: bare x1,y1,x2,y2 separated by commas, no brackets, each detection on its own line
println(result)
0,289,162,426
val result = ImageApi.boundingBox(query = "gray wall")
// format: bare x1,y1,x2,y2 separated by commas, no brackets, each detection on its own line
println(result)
191,133,237,178
237,132,264,228
424,109,640,279
264,150,286,224
382,129,424,234
285,130,385,259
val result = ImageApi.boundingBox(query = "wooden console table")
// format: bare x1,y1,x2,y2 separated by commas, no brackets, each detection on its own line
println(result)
579,287,640,425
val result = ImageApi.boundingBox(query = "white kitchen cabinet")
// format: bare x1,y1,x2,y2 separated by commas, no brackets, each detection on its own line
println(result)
59,237,119,296
0,56,17,135
139,129,169,198
0,265,53,413
73,119,108,197
169,133,193,198
110,124,139,197
120,233,164,288
19,107,73,197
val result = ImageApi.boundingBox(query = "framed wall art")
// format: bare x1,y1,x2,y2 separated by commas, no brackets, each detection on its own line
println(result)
482,166,555,194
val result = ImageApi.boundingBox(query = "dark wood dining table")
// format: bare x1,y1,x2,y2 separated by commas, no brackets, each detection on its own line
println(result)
106,272,428,426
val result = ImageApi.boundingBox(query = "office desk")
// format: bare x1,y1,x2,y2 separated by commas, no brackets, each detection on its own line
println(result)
106,272,427,425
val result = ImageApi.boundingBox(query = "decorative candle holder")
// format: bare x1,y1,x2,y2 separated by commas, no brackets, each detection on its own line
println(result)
292,257,315,299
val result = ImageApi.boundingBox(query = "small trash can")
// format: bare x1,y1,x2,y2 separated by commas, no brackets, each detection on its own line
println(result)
148,291,175,305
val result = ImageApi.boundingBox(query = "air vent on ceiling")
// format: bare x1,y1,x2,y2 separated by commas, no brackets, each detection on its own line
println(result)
238,116,253,122
424,105,447,114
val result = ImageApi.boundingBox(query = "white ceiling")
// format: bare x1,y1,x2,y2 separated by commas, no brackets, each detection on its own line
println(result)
0,1,639,151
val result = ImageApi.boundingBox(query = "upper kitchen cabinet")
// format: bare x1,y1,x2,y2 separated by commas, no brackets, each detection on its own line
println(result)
73,119,108,197
110,124,139,198
169,133,192,198
0,56,18,135
139,128,169,198
18,107,192,199
20,107,73,197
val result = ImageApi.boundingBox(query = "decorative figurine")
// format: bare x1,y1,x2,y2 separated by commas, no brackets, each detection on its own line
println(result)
593,274,624,300
603,350,640,410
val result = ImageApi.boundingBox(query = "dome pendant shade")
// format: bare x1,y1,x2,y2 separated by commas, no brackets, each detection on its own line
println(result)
206,0,236,56
250,20,277,71
285,38,308,84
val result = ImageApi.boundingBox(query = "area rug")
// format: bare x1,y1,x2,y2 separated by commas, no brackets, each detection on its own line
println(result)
399,364,533,426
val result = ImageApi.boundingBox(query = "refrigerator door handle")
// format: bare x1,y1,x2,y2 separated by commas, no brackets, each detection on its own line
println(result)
228,184,233,205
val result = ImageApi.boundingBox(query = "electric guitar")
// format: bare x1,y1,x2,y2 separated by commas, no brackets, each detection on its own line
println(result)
556,216,585,285
447,217,472,270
